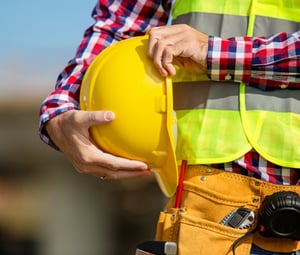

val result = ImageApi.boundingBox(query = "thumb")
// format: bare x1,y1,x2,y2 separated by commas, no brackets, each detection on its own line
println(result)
80,110,115,127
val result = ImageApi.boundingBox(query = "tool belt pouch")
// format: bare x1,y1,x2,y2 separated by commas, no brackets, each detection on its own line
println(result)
155,205,181,242
155,166,300,254
154,167,257,255
154,198,254,255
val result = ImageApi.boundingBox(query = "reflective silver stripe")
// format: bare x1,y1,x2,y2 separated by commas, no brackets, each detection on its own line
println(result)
173,81,210,110
206,83,240,110
172,12,248,38
173,11,300,115
173,13,300,37
173,81,240,111
174,80,300,114
254,16,300,35
245,86,300,114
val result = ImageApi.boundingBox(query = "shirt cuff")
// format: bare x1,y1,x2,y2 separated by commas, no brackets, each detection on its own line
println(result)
39,102,79,149
207,35,253,84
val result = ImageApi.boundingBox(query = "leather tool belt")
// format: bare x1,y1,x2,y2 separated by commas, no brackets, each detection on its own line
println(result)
155,165,300,255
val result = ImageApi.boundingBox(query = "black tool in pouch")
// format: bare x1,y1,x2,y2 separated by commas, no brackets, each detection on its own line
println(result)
258,191,300,240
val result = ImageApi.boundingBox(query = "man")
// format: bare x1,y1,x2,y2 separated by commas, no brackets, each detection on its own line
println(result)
39,0,300,254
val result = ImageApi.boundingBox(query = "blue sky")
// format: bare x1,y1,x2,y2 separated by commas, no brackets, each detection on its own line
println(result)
0,0,97,102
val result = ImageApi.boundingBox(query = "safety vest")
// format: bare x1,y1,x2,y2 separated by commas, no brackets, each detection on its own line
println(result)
171,0,300,167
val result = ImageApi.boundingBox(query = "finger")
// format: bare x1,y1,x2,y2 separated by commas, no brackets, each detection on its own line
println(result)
151,40,171,77
76,161,151,180
77,150,151,179
161,45,177,76
75,143,149,170
94,168,152,180
147,29,158,58
93,149,149,171
147,26,170,57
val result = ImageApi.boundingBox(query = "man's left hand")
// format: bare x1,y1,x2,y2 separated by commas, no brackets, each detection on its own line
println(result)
147,24,209,77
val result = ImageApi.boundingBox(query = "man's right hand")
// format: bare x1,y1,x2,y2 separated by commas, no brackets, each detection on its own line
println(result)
45,110,151,180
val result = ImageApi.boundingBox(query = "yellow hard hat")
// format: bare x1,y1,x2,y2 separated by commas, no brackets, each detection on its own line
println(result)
80,35,178,197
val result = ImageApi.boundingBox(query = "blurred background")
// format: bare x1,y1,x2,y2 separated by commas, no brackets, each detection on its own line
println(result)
0,1,167,255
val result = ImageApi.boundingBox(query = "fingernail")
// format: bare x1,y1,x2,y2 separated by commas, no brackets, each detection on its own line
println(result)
104,111,115,121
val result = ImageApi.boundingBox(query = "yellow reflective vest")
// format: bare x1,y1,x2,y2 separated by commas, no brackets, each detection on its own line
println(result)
172,0,300,167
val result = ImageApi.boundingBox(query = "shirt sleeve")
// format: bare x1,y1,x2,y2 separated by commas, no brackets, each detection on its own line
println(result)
207,31,300,90
39,0,171,147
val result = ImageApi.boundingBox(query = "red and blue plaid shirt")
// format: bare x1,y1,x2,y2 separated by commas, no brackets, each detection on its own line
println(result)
39,0,300,185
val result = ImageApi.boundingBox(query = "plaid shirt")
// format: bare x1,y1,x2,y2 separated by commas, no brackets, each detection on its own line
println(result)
39,0,300,185
208,33,300,90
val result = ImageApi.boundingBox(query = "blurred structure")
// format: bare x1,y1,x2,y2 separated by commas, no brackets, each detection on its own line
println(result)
0,102,167,255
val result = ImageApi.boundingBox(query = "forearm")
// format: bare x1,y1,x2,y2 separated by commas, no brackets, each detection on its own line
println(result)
207,31,300,90
39,1,171,147
39,26,117,146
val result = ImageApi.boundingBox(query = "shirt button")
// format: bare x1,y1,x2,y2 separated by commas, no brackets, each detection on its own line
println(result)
225,74,232,80
279,84,288,89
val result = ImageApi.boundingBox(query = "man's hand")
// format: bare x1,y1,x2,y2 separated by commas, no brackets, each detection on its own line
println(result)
148,24,209,77
45,110,151,180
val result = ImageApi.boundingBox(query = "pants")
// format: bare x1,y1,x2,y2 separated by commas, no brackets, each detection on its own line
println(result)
155,165,300,255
